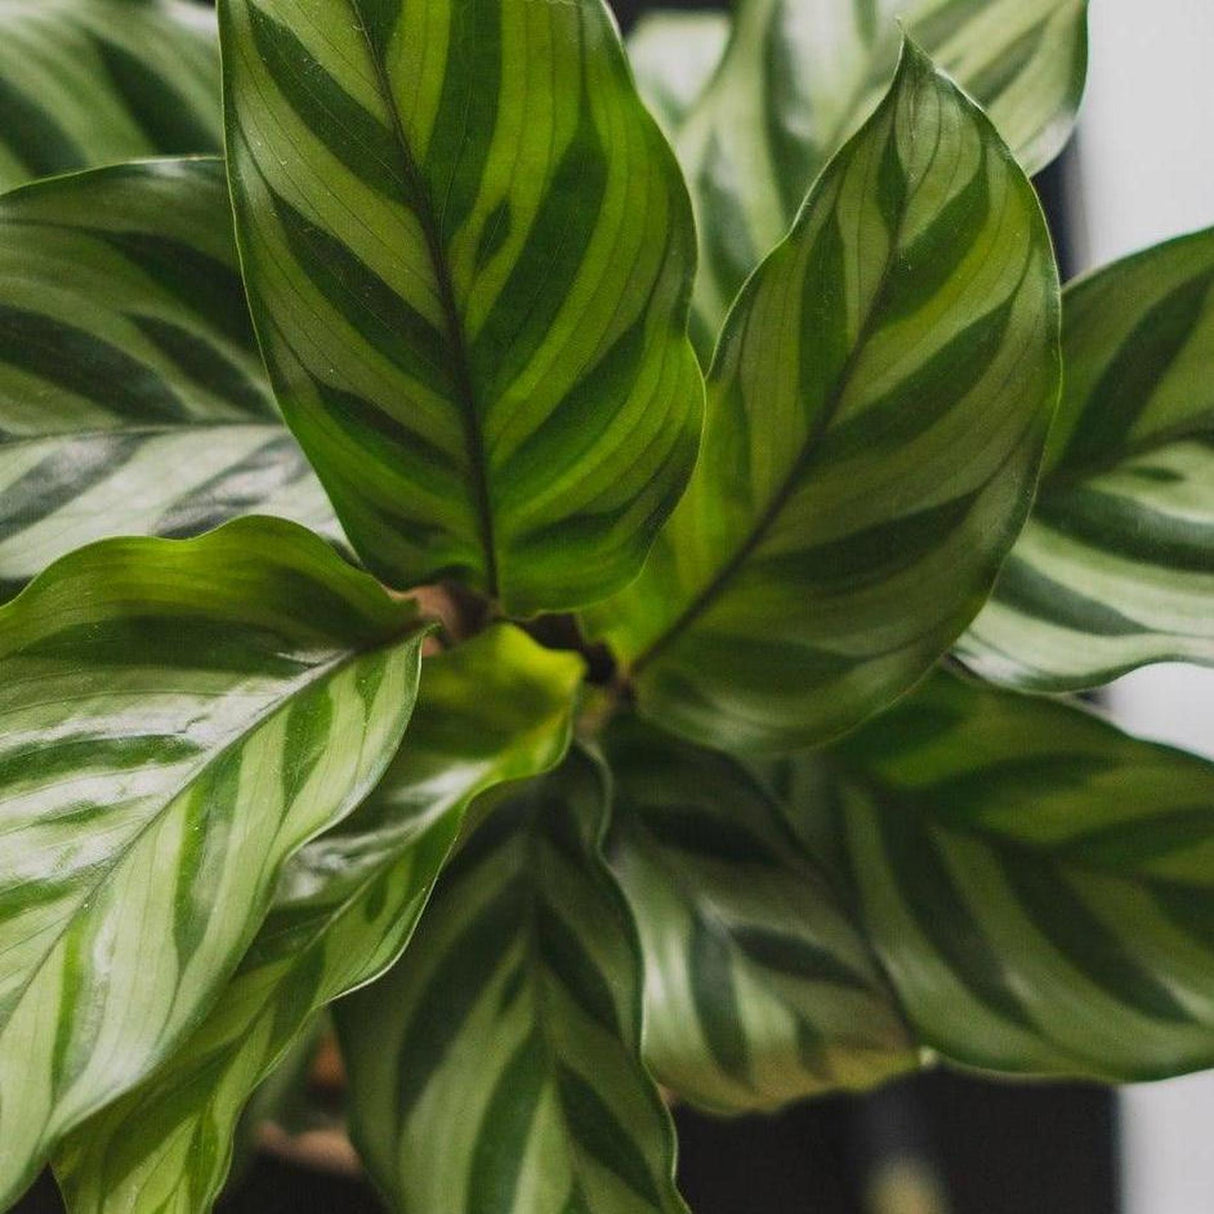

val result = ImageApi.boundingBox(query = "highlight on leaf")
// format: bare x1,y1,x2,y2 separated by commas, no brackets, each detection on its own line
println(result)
0,518,426,1206
0,157,342,603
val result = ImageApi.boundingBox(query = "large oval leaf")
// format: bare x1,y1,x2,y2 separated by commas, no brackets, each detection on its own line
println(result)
605,719,913,1113
673,0,1089,337
792,671,1214,1080
55,626,583,1214
337,750,686,1214
588,44,1060,753
958,228,1214,689
0,157,342,603
0,0,221,191
221,0,703,615
0,518,426,1207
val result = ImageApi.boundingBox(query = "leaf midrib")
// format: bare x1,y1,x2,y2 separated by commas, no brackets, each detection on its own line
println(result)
347,0,500,600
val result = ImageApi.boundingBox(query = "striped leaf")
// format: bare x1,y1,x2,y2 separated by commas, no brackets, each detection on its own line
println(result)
54,625,583,1214
336,749,686,1214
221,0,704,615
587,44,1060,754
958,228,1214,689
0,157,342,603
626,11,730,134
672,0,1089,339
0,517,426,1207
797,670,1214,1080
605,719,914,1113
0,0,222,191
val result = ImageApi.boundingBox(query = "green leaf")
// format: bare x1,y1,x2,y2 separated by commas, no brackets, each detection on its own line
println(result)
958,228,1214,689
605,719,914,1113
0,157,343,604
587,44,1061,754
805,670,1214,1081
626,11,730,134
221,0,704,615
54,625,583,1214
0,0,222,191
674,0,1089,337
0,517,426,1206
336,749,686,1214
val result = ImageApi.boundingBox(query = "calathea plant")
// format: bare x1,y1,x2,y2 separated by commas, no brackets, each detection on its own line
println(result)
1,0,1212,1210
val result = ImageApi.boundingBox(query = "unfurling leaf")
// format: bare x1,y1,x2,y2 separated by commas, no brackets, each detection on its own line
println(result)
55,626,583,1214
959,228,1214,689
0,158,342,603
589,44,1060,753
337,750,686,1214
221,0,704,615
606,720,914,1113
0,518,426,1206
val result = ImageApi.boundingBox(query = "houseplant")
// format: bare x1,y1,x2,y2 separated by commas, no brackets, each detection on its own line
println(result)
2,0,1212,1210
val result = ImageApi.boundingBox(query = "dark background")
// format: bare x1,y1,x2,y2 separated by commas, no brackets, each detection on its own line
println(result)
17,1,1109,1211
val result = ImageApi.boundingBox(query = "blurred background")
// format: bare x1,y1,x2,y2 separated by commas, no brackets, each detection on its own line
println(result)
15,0,1214,1211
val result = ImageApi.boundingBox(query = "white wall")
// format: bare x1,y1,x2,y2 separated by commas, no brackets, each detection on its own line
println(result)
1072,4,1214,1211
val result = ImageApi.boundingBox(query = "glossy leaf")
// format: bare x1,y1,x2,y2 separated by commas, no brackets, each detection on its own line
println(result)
221,0,703,614
0,518,426,1207
0,157,342,603
626,11,730,134
801,671,1214,1080
674,0,1089,336
55,626,583,1214
959,228,1214,689
337,750,686,1214
588,44,1060,754
605,719,914,1113
0,0,222,191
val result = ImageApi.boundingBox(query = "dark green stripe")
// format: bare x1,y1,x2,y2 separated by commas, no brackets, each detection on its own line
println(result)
635,806,782,867
270,191,453,398
882,150,990,322
281,681,335,806
731,926,872,991
1001,853,1193,1022
93,35,219,154
991,553,1146,636
963,24,1046,104
0,75,87,176
156,435,315,540
129,313,272,417
0,433,143,532
248,3,413,203
1062,268,1214,473
872,794,1036,1030
1036,484,1214,574
557,1064,663,1205
394,881,526,1122
21,617,310,676
174,749,243,963
537,898,620,1036
0,303,187,423
0,733,201,790
1058,808,1214,871
471,90,609,397
95,229,255,349
422,0,501,243
748,492,978,594
466,1030,546,1214
816,299,1015,464
689,916,750,1082
914,755,1115,821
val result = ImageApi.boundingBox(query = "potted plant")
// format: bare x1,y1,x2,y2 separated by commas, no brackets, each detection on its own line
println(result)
2,0,1211,1210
